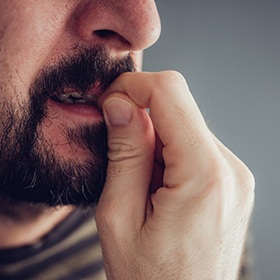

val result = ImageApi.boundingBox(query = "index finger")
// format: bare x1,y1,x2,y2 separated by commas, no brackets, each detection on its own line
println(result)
103,71,219,187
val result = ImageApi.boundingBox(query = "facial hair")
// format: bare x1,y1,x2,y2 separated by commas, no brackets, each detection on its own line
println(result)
0,45,135,207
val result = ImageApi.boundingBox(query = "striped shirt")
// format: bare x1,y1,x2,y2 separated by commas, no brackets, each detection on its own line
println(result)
0,208,254,279
0,209,106,280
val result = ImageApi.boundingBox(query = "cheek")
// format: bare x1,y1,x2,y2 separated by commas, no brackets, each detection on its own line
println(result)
1,26,53,88
0,80,25,139
0,1,71,90
0,2,71,114
0,67,30,118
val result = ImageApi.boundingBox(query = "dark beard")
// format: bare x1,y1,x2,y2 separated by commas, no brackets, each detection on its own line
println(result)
0,45,134,207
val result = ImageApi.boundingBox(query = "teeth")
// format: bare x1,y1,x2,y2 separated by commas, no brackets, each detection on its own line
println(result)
57,92,71,101
57,91,81,100
54,91,97,104
70,92,83,98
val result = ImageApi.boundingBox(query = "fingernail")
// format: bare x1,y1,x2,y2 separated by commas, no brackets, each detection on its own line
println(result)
103,98,133,127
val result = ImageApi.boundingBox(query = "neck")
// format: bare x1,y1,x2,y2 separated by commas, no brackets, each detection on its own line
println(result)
0,198,74,249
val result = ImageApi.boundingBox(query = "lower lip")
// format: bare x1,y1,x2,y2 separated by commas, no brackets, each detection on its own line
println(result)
48,98,104,121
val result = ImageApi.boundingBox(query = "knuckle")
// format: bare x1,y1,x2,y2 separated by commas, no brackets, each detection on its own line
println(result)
95,201,123,235
108,139,150,164
152,70,188,89
190,156,235,205
202,159,232,197
213,141,255,206
164,70,186,83
201,156,255,208
237,163,255,204
240,163,255,191
108,138,135,161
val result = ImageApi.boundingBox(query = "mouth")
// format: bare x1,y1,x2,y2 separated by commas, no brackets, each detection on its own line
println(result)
48,84,105,120
50,82,103,105
51,90,98,105
32,45,135,120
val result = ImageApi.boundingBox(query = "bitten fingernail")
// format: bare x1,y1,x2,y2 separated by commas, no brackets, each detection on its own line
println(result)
103,98,133,127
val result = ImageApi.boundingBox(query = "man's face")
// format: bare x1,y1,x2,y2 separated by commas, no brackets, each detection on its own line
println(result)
0,0,160,206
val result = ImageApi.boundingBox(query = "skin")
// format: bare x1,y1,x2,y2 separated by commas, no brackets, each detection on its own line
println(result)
0,0,255,279
0,0,159,245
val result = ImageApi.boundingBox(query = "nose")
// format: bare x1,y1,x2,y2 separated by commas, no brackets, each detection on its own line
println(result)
74,0,161,52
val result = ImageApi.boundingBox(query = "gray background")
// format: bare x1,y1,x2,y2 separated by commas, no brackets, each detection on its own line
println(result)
143,1,280,279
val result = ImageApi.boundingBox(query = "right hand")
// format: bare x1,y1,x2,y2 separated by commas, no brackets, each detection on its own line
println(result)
95,71,255,280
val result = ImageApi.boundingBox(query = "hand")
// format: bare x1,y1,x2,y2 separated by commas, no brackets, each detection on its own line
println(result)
95,71,255,280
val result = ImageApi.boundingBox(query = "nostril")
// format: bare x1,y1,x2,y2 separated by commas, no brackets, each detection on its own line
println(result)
94,29,131,46
95,29,115,38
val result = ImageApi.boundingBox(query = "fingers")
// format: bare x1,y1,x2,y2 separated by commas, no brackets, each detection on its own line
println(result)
95,71,255,280
99,71,254,221
103,71,219,188
96,92,155,233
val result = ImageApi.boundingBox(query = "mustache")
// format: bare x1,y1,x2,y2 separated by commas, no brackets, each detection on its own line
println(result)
29,45,135,109
20,45,135,164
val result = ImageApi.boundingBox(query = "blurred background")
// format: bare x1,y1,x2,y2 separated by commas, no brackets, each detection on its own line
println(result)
143,1,280,279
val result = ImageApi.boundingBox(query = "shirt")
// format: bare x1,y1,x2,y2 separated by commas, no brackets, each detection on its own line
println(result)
0,208,255,280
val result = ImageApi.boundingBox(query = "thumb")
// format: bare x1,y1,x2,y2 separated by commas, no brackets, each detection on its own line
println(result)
96,93,155,231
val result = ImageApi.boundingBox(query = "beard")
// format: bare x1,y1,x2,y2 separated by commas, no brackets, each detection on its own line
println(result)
0,45,134,207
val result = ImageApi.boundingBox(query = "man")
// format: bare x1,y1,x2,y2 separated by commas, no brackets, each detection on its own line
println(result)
0,1,255,279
